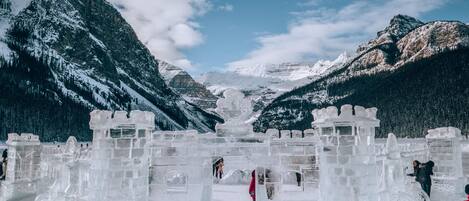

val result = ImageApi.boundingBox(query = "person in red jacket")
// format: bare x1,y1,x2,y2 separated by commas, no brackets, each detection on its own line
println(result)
465,184,469,201
249,170,256,201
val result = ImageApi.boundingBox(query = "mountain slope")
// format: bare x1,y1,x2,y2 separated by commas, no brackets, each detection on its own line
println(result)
0,0,221,141
158,61,218,110
254,15,469,137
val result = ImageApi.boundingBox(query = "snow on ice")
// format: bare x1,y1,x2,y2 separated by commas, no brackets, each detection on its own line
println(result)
0,89,468,201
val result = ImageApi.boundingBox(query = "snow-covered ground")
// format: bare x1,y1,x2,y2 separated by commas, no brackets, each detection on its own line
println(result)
213,184,318,201
213,185,251,201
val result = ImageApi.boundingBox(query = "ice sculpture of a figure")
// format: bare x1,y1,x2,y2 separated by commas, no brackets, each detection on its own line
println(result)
215,89,253,137
380,133,405,201
88,110,154,201
63,136,83,201
425,127,464,192
35,136,83,201
312,105,380,201
0,133,42,200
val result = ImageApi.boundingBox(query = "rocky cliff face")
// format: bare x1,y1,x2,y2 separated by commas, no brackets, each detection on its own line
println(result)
0,0,221,141
158,61,218,110
255,15,469,137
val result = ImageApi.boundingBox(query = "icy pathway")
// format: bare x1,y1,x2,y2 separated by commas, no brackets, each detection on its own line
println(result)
212,184,319,201
213,184,252,201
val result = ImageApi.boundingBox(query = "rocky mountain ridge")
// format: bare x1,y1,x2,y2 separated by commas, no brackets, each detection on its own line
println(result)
254,15,469,137
158,61,218,110
0,0,221,141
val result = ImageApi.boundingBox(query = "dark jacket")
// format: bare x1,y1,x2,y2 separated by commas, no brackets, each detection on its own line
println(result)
416,162,434,184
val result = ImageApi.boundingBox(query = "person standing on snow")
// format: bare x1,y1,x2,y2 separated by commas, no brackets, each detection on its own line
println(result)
406,160,421,177
416,161,434,197
0,149,7,180
249,170,256,201
465,184,469,201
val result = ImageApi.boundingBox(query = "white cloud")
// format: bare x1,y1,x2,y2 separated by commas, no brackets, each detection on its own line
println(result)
108,0,212,69
228,0,447,68
218,3,234,12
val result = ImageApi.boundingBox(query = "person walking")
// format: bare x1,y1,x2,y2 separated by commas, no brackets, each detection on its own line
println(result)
249,170,256,201
217,158,224,179
295,172,301,187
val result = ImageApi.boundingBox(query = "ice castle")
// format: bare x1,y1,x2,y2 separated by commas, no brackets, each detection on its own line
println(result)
0,89,466,201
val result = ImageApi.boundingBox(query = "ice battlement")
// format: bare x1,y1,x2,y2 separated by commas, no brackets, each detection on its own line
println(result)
425,127,461,139
6,133,40,145
265,128,316,139
89,110,155,129
312,104,378,126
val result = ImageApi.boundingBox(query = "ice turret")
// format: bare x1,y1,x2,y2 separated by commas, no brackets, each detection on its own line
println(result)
425,127,464,192
314,105,380,201
88,110,154,201
0,133,41,200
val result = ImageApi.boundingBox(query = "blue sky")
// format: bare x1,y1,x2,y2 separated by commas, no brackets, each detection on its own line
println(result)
111,0,469,75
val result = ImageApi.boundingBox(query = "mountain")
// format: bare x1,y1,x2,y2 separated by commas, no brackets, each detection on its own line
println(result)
158,61,218,110
198,53,348,113
0,0,221,141
254,15,469,137
229,53,349,81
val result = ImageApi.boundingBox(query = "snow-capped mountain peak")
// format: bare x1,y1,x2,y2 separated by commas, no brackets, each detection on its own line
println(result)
199,53,349,113
229,52,349,81
377,14,424,40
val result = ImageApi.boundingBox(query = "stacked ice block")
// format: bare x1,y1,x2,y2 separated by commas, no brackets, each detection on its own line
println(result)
313,105,380,201
88,110,154,201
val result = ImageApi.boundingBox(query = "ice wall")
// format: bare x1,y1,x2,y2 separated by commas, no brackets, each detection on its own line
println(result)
149,130,213,201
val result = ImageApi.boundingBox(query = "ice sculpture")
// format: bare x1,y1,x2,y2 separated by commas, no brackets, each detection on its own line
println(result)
215,89,253,137
149,130,213,201
35,136,84,201
270,134,320,201
0,133,42,200
425,127,464,191
426,127,463,178
88,110,154,201
313,105,380,201
379,133,405,201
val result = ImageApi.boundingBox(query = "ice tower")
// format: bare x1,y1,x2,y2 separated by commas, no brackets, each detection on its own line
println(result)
215,89,253,137
312,105,380,201
0,133,42,200
425,127,463,190
88,110,154,201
